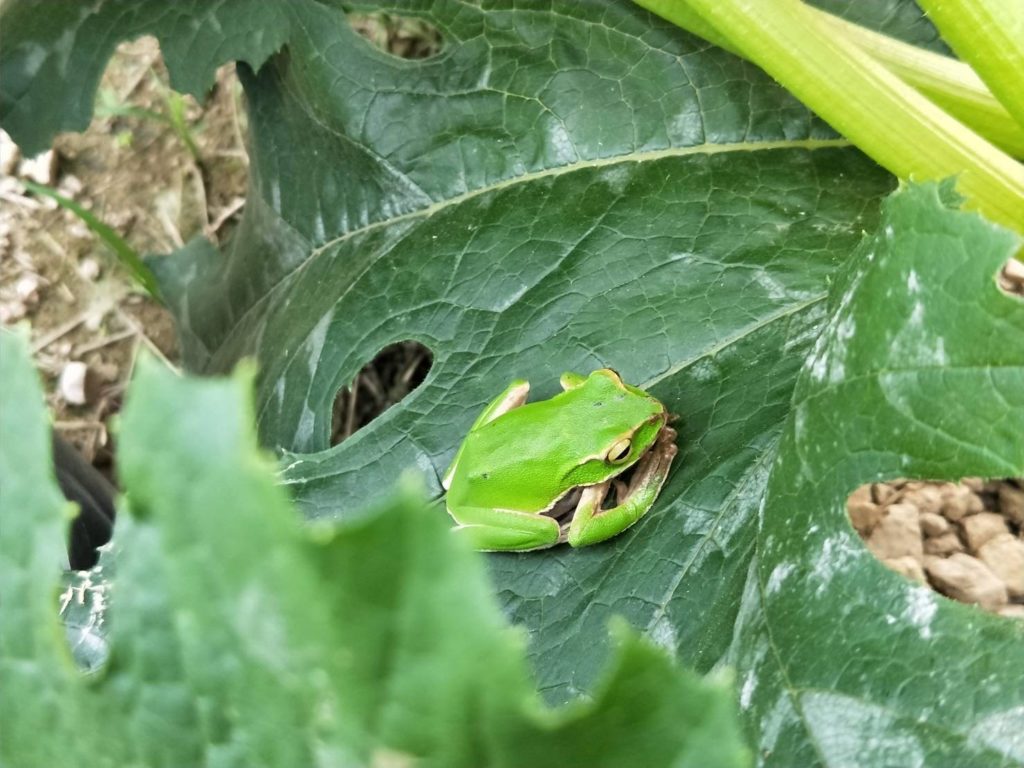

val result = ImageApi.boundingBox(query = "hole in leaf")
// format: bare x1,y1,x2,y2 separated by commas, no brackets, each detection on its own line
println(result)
997,257,1024,299
847,478,1024,619
347,12,443,60
330,340,433,447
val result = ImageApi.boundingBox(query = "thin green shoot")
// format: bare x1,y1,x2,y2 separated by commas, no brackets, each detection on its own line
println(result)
917,0,1024,129
96,87,202,163
23,180,161,300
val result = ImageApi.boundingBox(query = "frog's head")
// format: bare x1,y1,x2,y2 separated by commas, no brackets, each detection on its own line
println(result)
561,368,669,488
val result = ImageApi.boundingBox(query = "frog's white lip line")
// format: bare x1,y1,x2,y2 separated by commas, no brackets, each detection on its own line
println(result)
537,414,669,516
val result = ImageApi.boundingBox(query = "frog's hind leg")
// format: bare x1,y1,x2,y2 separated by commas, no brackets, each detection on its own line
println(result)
452,506,561,552
442,380,530,490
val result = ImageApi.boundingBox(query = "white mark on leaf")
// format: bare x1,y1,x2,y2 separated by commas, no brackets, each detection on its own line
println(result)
904,586,937,639
810,534,859,596
597,163,631,197
968,706,1024,761
802,691,925,768
766,562,794,595
759,692,798,757
305,311,333,378
740,670,758,710
648,614,678,653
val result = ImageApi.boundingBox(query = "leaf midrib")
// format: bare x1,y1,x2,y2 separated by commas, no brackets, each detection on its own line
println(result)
214,138,853,364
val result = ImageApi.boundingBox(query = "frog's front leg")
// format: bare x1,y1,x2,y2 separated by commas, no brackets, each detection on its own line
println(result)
451,506,561,552
566,427,678,547
442,379,530,490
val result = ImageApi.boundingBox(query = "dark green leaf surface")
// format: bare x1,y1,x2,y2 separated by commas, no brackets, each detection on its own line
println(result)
0,334,750,768
5,1,1021,764
728,183,1024,766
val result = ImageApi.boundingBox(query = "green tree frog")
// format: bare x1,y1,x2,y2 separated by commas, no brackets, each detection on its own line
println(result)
442,369,678,551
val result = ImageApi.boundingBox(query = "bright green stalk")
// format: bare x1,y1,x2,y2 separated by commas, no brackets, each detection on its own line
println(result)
636,0,1024,235
808,8,1024,158
917,0,1024,130
642,1,1024,159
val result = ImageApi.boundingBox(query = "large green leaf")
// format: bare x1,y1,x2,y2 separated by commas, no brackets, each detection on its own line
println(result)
0,330,79,767
0,332,750,767
728,183,1024,765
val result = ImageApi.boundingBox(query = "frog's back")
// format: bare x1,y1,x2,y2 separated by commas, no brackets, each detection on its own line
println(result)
449,379,662,513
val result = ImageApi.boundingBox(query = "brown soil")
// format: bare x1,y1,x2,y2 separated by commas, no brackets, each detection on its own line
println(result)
1,38,247,478
849,479,1024,618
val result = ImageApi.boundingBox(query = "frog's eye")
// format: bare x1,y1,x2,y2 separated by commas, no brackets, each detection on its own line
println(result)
606,438,632,464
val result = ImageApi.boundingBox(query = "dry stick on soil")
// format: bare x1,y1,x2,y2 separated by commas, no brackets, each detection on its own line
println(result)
344,376,360,440
189,163,211,234
114,45,162,105
31,313,89,353
361,367,386,407
36,229,69,260
206,196,245,239
115,307,180,375
155,204,185,249
228,75,249,168
398,349,428,390
72,328,137,357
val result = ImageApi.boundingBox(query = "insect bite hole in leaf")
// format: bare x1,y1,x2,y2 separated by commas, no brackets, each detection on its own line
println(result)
329,340,432,447
846,478,1024,620
346,12,444,61
997,257,1024,300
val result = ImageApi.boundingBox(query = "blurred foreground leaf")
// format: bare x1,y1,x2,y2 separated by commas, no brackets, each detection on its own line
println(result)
0,332,750,768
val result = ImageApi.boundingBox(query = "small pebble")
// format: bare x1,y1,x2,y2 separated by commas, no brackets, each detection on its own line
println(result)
873,483,899,505
848,499,883,534
19,148,57,185
924,532,963,556
941,487,983,521
999,484,1024,526
977,534,1024,598
848,485,872,506
867,503,922,562
15,274,41,302
919,512,949,537
962,478,985,493
883,556,927,584
58,361,94,406
77,258,101,281
996,604,1024,620
924,554,1008,609
961,512,1010,553
904,486,943,516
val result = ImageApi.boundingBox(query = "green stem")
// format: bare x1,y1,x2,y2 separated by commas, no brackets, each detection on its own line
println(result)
23,181,162,300
636,0,1024,234
638,0,1024,158
917,0,1024,130
808,7,1024,158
